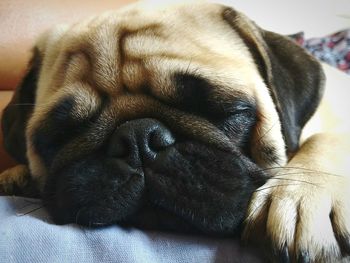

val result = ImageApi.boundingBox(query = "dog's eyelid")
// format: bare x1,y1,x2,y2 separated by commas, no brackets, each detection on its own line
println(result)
223,100,256,116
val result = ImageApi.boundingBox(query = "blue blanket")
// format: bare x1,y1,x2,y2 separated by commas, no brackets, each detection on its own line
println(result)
0,196,262,262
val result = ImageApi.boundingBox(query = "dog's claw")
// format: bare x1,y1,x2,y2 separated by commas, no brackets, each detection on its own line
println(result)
281,245,290,263
273,245,290,263
338,235,350,256
297,251,310,263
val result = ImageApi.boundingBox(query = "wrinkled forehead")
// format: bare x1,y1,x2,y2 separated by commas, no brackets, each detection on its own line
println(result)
34,2,260,103
25,2,287,184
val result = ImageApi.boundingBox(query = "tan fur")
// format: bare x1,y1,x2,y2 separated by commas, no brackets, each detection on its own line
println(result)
245,133,350,262
0,165,31,193
20,2,287,183
244,59,350,262
1,2,349,262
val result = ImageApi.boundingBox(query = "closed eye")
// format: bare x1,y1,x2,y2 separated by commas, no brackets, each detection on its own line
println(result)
222,100,256,117
217,105,257,152
173,72,256,120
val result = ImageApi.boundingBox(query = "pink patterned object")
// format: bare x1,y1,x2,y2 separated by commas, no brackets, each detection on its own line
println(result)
290,29,350,74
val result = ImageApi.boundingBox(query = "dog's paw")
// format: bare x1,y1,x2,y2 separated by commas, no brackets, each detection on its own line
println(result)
243,167,350,263
0,165,38,196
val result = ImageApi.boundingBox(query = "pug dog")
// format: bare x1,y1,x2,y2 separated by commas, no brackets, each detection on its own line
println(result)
1,2,349,262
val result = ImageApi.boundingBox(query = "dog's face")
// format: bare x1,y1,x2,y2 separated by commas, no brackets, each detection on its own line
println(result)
1,3,324,234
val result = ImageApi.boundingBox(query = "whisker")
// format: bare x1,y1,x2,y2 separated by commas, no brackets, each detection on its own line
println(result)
276,170,341,178
8,103,35,106
254,119,278,144
16,205,44,216
21,198,42,205
254,183,313,192
266,177,318,186
75,208,84,225
251,166,342,178
184,58,193,75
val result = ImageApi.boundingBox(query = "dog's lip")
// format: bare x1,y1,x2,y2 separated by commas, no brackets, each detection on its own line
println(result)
45,140,264,232
123,202,200,234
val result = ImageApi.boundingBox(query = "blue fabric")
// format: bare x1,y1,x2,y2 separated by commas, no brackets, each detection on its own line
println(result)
0,196,262,262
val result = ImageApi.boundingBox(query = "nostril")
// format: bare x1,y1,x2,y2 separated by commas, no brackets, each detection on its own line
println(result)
149,128,175,152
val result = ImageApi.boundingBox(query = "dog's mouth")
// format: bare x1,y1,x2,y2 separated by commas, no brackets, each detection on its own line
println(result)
41,117,266,235
144,143,266,235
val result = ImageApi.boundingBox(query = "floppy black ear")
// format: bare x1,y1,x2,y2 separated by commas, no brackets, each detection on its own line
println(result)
223,8,325,156
258,31,325,154
1,48,41,164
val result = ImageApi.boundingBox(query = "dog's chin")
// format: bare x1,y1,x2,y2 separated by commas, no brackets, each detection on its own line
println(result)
121,205,203,235
42,141,266,236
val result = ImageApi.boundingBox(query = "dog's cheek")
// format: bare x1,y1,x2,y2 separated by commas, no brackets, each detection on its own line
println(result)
30,97,84,168
31,90,106,170
145,142,266,235
43,155,145,226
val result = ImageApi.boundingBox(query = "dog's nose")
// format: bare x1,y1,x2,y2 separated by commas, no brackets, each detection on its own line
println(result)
108,118,175,165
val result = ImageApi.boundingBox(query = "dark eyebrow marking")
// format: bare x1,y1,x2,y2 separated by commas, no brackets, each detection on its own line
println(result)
172,72,255,119
32,93,109,167
173,73,214,116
